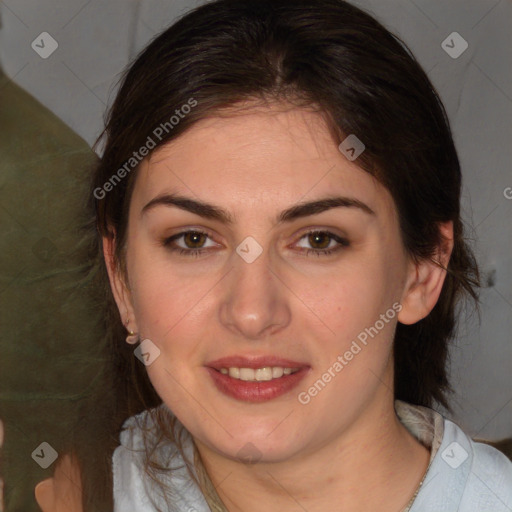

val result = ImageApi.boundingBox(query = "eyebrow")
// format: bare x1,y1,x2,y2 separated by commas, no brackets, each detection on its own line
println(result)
141,193,375,224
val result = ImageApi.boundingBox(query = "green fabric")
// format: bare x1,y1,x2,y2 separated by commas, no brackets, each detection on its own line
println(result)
0,64,108,511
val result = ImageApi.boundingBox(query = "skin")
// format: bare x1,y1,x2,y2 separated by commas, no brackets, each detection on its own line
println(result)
34,453,82,512
98,103,454,512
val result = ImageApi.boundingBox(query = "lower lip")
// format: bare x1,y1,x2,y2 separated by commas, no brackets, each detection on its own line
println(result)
205,367,309,403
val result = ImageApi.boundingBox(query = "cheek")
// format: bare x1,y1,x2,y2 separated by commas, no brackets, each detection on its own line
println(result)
296,255,400,396
131,274,212,346
306,258,396,338
125,241,212,337
128,265,212,410
299,276,398,414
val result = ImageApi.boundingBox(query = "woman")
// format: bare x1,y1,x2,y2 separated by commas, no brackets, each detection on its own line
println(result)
44,0,512,510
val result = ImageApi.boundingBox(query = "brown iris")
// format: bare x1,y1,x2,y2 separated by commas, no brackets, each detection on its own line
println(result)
183,231,207,248
308,232,331,249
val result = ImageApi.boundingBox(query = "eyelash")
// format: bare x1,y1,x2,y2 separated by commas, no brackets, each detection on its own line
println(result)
161,230,349,258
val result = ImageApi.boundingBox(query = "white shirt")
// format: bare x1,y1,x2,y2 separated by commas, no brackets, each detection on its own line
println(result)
113,400,512,511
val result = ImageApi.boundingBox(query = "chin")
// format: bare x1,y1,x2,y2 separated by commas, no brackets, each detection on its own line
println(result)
199,426,306,465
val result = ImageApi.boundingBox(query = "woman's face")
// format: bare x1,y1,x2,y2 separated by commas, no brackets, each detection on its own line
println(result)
112,104,419,463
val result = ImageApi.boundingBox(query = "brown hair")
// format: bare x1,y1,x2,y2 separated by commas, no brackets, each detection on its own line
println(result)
88,0,480,510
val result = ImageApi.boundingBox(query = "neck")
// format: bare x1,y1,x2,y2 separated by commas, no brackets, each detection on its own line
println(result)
194,381,430,512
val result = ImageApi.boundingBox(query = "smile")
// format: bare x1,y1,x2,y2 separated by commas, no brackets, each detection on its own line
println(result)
219,366,301,381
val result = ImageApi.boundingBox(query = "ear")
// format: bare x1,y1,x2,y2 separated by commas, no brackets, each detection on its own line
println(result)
35,478,55,511
398,221,454,325
102,233,138,332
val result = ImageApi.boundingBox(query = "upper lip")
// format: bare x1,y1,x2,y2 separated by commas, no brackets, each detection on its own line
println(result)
206,355,310,370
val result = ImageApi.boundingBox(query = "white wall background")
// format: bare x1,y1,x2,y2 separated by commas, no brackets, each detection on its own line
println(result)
1,0,511,439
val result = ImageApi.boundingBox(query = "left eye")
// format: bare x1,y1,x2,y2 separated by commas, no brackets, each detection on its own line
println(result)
295,230,349,256
162,229,348,257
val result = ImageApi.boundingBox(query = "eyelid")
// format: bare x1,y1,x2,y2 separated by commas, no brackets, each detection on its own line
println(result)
292,225,349,241
162,226,348,244
162,227,349,257
295,230,347,247
162,228,220,248
292,229,350,256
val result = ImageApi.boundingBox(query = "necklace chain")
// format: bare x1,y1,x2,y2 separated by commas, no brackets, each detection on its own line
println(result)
401,454,432,512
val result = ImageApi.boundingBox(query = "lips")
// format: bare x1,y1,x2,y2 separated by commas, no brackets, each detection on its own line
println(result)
205,355,310,403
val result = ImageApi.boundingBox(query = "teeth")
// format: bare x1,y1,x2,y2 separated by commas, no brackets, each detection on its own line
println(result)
219,366,300,381
228,367,240,379
255,367,273,381
272,367,283,378
239,368,255,381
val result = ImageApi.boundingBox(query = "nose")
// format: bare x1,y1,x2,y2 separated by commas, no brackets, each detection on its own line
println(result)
218,243,291,341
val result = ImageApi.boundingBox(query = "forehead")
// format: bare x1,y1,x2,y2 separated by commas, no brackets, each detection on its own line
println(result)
133,106,393,219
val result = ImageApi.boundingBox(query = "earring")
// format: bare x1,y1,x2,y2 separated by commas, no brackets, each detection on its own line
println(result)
125,319,140,345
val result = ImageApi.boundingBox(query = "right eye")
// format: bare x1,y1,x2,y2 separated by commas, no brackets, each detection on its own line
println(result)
162,230,219,257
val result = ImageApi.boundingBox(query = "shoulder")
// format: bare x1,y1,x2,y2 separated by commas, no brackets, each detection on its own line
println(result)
112,409,159,511
114,405,188,466
116,407,158,453
413,415,512,511
112,406,210,512
462,429,512,509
